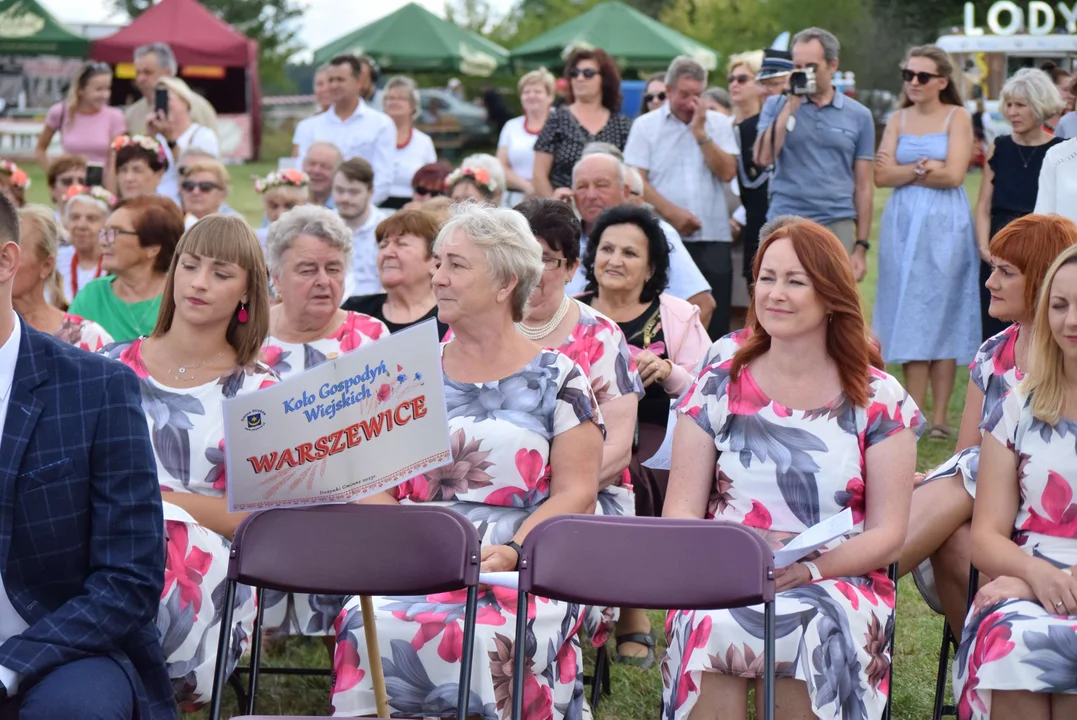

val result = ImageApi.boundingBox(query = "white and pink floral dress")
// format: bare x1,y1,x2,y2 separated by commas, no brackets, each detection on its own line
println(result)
259,310,388,637
53,312,113,352
330,348,604,719
104,339,276,711
953,387,1077,718
662,332,924,720
923,323,1023,496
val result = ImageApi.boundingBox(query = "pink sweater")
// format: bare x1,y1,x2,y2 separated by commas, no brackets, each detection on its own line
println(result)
656,293,711,397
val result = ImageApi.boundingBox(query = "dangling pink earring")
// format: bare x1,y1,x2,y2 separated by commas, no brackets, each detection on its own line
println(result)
237,303,248,324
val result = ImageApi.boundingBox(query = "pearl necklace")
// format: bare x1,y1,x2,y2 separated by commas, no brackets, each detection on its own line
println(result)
515,294,570,341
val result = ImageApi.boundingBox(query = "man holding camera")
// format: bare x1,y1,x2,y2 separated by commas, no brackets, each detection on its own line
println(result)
755,27,874,281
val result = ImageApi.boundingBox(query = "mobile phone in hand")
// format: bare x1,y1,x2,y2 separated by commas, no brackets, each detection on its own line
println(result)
155,86,169,117
86,164,104,187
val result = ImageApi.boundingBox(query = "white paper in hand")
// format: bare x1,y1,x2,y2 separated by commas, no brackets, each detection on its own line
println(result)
773,508,855,568
642,405,678,471
479,572,519,590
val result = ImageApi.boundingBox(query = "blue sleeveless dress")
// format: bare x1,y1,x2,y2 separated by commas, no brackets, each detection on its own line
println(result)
873,109,980,365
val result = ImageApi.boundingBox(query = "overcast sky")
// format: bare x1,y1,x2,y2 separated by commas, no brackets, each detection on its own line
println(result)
39,0,514,56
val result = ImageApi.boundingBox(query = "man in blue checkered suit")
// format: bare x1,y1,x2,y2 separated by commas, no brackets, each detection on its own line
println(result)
0,194,173,718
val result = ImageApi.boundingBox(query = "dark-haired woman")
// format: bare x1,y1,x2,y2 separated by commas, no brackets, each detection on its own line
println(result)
112,135,169,200
532,48,633,198
664,219,923,720
874,45,979,439
102,216,274,709
639,73,666,115
36,62,124,182
69,195,183,341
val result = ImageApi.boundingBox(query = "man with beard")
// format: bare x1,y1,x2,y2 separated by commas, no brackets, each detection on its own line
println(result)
333,158,386,298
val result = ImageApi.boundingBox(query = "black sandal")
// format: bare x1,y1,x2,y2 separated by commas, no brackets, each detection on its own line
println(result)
614,629,656,670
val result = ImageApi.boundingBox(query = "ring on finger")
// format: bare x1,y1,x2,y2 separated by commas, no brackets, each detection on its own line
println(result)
1054,599,1064,610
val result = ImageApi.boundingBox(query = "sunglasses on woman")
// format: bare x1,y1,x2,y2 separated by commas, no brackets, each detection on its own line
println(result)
727,74,753,85
415,187,443,197
901,69,943,85
644,91,666,103
181,180,221,193
569,67,600,80
58,176,86,187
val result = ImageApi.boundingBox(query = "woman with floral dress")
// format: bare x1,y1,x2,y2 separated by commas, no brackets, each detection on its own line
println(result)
331,204,604,719
259,205,388,637
102,215,274,709
663,220,923,720
954,243,1077,719
900,214,1077,636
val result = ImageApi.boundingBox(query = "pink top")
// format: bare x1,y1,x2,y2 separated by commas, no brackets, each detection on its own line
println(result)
45,103,126,164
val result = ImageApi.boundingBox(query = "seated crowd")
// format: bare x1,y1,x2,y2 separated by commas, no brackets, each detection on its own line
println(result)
0,49,1076,720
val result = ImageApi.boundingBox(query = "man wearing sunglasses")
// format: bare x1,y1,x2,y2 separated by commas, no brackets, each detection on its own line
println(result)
624,56,740,338
754,27,875,282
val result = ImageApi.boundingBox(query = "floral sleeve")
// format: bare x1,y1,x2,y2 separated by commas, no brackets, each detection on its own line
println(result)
863,370,926,448
969,341,992,394
982,387,1023,449
695,329,750,376
553,355,606,439
674,361,726,440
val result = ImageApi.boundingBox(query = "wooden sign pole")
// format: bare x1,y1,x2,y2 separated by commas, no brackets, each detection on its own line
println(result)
360,595,391,718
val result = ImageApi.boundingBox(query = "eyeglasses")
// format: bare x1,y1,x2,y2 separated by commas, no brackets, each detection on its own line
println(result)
727,74,753,85
541,256,566,271
901,69,944,85
415,187,443,198
58,176,86,187
644,91,666,104
569,67,600,80
181,180,222,193
98,228,138,245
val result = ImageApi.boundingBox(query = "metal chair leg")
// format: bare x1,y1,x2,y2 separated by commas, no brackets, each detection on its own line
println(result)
932,623,954,720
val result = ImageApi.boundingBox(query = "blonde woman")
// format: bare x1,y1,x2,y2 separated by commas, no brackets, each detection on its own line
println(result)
254,169,311,245
35,62,124,180
14,205,112,350
955,243,1077,718
180,158,235,229
498,68,556,205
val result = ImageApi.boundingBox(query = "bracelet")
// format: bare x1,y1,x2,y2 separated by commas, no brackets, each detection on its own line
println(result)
696,134,711,146
802,561,822,581
505,540,522,570
854,239,870,252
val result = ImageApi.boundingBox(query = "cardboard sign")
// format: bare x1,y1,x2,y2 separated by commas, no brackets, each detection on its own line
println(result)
224,320,451,512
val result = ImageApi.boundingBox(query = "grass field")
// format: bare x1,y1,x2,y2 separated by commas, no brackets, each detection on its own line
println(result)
17,161,983,719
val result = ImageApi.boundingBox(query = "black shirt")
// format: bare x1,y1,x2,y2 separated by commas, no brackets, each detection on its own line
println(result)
989,134,1065,237
533,106,633,190
341,293,449,339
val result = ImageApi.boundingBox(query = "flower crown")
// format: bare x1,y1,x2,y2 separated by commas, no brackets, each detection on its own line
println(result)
65,183,117,209
445,166,497,194
111,134,167,163
254,169,310,194
0,160,30,190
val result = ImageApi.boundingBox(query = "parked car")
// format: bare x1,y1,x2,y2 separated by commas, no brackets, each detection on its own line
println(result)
416,88,493,157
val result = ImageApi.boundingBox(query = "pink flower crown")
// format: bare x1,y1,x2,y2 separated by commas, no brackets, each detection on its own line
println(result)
254,169,310,194
65,183,117,209
0,160,30,189
445,166,497,193
111,134,167,163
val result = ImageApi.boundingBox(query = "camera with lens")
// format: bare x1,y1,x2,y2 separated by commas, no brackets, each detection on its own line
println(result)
788,67,817,96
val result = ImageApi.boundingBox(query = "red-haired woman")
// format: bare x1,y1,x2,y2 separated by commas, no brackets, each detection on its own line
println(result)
532,48,632,198
663,220,924,720
404,161,453,209
900,214,1077,638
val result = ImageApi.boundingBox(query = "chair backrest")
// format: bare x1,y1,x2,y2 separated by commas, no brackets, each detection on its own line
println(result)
518,515,774,609
228,504,481,595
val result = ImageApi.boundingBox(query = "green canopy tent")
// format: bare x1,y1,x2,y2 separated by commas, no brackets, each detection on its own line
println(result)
510,1,718,73
0,0,88,56
313,2,509,76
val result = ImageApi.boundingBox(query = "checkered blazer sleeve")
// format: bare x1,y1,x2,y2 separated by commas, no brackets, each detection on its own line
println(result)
0,364,164,678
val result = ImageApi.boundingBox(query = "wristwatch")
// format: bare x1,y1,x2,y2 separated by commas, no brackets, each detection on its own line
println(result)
696,134,711,146
802,561,822,581
854,239,871,252
505,540,523,570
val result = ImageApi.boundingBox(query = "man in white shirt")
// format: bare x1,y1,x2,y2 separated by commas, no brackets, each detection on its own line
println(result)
334,157,387,297
125,42,218,135
0,195,169,718
625,55,739,339
292,54,395,206
565,153,715,327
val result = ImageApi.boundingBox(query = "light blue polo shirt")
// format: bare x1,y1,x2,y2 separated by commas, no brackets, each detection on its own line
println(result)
758,91,875,225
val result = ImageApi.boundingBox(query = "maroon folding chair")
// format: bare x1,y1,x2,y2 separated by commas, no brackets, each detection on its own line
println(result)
207,504,482,720
510,515,777,720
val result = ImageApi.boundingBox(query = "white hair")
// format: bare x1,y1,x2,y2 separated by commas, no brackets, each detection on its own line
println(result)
265,204,353,274
434,203,543,321
1001,68,1065,123
460,154,506,197
63,193,110,223
571,151,626,187
665,56,708,89
384,75,422,118
581,141,623,162
623,166,644,197
134,43,177,75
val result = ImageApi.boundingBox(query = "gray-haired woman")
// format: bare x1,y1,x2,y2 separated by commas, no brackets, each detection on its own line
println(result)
382,75,437,210
975,67,1065,340
259,204,389,640
331,203,605,719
